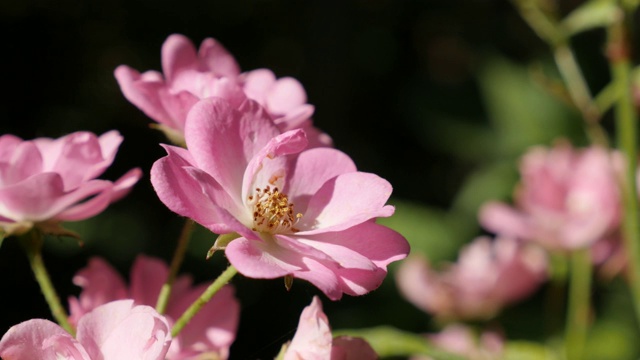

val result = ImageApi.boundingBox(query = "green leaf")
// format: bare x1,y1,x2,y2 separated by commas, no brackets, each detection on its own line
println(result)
334,326,465,360
503,341,560,360
561,0,620,36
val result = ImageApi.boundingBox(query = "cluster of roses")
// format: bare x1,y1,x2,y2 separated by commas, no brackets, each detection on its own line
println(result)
0,34,409,359
395,141,625,359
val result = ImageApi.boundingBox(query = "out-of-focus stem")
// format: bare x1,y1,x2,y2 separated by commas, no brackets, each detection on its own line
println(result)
565,249,591,360
156,219,195,314
608,14,640,327
171,264,238,337
20,230,75,336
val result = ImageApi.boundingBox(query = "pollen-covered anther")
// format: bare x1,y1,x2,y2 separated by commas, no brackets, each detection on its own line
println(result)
248,186,303,233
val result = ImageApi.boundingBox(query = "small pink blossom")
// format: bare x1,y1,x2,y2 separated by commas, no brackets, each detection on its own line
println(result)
284,296,377,360
68,255,239,360
0,300,172,360
151,98,409,300
396,237,547,320
413,324,503,360
115,33,329,146
0,131,141,236
479,142,623,250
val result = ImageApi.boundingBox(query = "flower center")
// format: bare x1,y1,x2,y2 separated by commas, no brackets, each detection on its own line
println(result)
248,185,303,234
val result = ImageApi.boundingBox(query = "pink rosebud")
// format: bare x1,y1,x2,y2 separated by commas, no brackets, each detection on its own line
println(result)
115,33,330,146
284,296,377,360
68,255,239,359
396,237,547,320
0,300,172,360
151,98,409,300
479,142,623,250
0,131,141,236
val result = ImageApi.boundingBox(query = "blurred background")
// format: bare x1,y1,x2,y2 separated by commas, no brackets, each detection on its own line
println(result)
1,0,634,359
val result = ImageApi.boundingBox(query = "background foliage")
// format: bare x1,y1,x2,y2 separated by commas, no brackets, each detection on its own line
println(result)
1,1,633,358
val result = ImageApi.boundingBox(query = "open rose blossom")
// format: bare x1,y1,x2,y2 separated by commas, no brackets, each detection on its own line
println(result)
67,255,239,359
0,300,171,360
115,33,329,146
479,142,623,250
396,237,547,320
283,296,377,360
151,98,409,300
0,131,141,236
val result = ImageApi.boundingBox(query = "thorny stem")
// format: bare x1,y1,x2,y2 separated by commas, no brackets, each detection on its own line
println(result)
565,249,592,360
608,12,640,328
171,264,238,337
156,219,195,314
20,230,75,336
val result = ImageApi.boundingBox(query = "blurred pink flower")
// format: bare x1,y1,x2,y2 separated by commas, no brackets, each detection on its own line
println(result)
0,131,141,236
396,237,547,320
0,300,171,360
68,255,239,360
151,98,408,300
115,33,330,146
414,324,503,360
284,296,377,360
479,143,622,250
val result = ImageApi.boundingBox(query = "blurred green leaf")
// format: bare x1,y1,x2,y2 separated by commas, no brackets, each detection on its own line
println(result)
478,56,580,157
585,320,638,360
503,341,560,360
334,326,465,360
561,0,619,36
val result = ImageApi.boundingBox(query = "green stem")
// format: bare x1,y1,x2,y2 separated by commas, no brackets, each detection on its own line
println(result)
156,219,195,314
19,230,75,336
608,15,640,327
565,249,592,360
171,264,238,337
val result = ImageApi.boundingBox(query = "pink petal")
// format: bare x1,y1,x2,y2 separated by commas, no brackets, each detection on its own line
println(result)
0,134,23,161
197,37,241,77
0,319,89,360
110,167,143,202
130,255,170,307
151,144,238,234
166,285,239,359
184,98,280,197
478,201,533,240
77,300,171,360
299,172,395,234
0,141,43,186
395,254,449,315
266,77,308,115
292,258,342,300
285,147,356,213
69,257,128,325
285,296,332,360
225,236,305,279
162,34,199,82
241,69,276,104
114,66,174,127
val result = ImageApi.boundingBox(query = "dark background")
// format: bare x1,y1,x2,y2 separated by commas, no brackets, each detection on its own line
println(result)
1,1,626,359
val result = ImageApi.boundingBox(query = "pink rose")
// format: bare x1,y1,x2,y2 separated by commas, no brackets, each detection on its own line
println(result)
115,33,330,146
151,98,408,300
0,131,141,236
480,142,622,250
0,300,172,360
68,255,239,359
396,237,547,320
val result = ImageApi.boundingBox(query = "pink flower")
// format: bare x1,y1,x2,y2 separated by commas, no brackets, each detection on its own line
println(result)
283,296,377,360
396,237,547,320
151,98,408,300
413,324,503,360
115,33,329,146
0,300,172,360
0,131,141,236
479,143,623,250
68,255,239,360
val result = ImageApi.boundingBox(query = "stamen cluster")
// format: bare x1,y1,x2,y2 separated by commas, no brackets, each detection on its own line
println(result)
248,185,302,233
